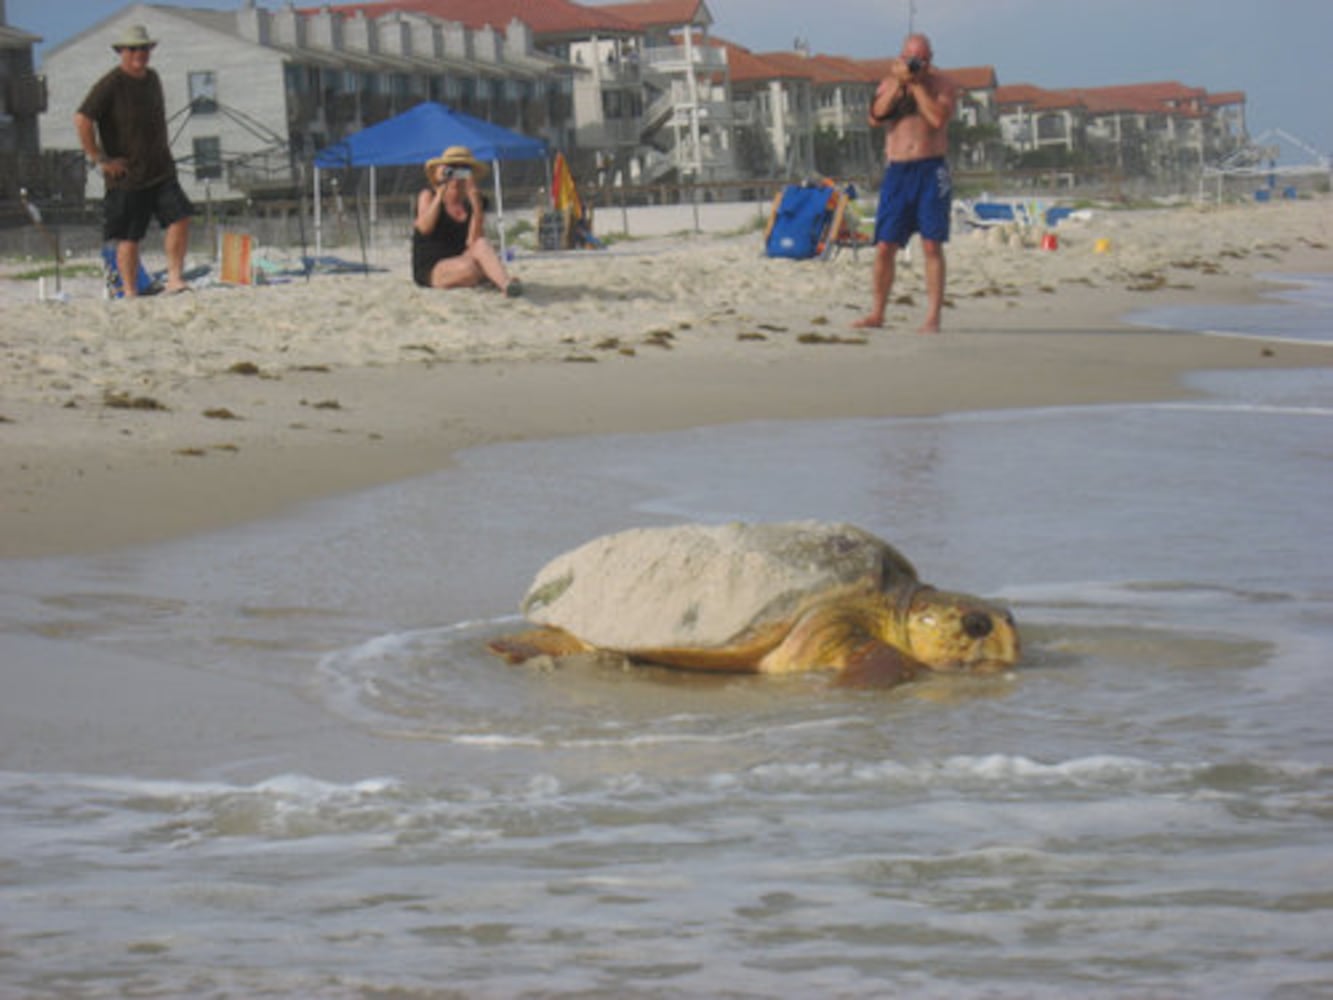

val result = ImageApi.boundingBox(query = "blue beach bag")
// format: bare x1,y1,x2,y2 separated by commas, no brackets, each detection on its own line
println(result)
765,185,835,259
101,244,156,297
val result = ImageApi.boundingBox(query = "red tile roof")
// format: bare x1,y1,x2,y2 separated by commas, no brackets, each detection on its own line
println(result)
853,60,997,92
995,83,1079,109
753,51,822,81
996,80,1236,120
294,1,1242,120
715,40,808,84
1068,81,1207,115
308,0,638,36
803,53,880,85
594,0,709,29
944,66,998,90
855,58,895,82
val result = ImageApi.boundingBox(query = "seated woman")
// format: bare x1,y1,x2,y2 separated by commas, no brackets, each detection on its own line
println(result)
412,146,521,296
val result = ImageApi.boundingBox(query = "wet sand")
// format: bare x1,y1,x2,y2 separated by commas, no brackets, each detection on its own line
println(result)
2,197,1330,558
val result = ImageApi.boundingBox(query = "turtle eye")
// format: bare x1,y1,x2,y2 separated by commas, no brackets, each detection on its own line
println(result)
962,612,993,639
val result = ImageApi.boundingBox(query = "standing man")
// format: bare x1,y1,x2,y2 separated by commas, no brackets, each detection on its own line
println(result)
854,33,957,333
75,24,193,296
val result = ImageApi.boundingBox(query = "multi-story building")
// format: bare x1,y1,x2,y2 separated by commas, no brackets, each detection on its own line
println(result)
996,80,1247,180
0,0,44,156
720,39,814,179
338,0,638,174
592,1,737,183
0,0,61,206
33,0,1248,200
995,83,1084,158
40,1,572,202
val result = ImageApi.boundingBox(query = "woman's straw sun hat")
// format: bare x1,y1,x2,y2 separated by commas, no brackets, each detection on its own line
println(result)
424,146,487,180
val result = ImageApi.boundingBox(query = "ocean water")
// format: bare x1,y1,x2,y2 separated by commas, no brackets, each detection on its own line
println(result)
1,280,1332,998
1127,271,1333,346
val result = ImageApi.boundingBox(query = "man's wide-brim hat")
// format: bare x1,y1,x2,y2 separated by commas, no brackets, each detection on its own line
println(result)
112,24,158,51
425,146,487,179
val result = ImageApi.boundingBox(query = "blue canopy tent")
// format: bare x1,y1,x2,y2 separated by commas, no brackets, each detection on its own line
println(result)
312,102,547,257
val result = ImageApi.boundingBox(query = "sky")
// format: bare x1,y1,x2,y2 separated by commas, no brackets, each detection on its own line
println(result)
9,0,1331,164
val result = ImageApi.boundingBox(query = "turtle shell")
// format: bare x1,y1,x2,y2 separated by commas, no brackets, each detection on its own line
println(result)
520,521,919,658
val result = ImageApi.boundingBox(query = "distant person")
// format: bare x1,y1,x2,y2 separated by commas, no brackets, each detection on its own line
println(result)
74,24,193,296
413,146,521,296
854,33,958,333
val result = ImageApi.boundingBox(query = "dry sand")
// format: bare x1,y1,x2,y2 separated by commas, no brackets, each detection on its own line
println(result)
2,197,1331,559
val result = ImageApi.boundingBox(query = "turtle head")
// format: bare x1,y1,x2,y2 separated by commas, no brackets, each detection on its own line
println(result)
903,587,1020,673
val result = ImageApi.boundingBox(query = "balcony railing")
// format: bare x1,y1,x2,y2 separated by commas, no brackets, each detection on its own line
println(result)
641,44,727,72
576,119,640,148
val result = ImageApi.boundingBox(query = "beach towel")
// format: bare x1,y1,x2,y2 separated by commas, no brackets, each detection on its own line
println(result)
219,232,255,285
765,185,837,260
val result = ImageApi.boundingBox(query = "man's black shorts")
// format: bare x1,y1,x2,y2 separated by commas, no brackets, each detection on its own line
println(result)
103,179,195,242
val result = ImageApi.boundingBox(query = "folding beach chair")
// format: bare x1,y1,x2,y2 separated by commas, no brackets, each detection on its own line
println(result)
821,185,871,260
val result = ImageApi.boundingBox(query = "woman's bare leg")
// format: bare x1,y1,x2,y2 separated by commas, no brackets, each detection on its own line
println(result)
465,237,515,293
429,256,484,289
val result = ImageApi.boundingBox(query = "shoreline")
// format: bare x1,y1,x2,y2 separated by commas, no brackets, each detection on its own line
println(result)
2,200,1331,559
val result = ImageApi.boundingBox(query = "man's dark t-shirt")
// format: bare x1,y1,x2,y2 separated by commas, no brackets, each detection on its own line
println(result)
77,67,177,190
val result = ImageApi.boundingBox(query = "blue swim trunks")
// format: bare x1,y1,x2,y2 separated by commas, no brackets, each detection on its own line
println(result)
873,157,952,247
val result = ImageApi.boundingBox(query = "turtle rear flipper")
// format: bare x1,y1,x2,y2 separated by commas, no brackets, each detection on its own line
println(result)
488,626,587,664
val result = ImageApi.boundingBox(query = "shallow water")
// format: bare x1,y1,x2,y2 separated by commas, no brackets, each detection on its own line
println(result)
2,285,1332,997
1127,271,1333,346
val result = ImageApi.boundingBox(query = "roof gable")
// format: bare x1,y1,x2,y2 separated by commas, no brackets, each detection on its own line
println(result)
594,0,711,30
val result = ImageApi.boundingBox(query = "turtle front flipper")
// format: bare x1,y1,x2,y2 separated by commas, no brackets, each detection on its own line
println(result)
488,626,589,664
759,599,925,687
834,641,928,688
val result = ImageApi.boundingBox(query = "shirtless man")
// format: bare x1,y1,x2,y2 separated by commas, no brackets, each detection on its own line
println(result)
854,34,958,333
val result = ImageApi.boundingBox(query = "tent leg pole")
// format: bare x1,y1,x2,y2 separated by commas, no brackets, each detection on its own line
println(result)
493,160,506,260
314,166,322,259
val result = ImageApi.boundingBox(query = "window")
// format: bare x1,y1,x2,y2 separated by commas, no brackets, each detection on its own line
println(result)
188,71,217,114
193,136,222,180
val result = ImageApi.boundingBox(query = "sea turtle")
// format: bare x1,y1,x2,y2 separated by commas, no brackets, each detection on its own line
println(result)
488,521,1020,687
